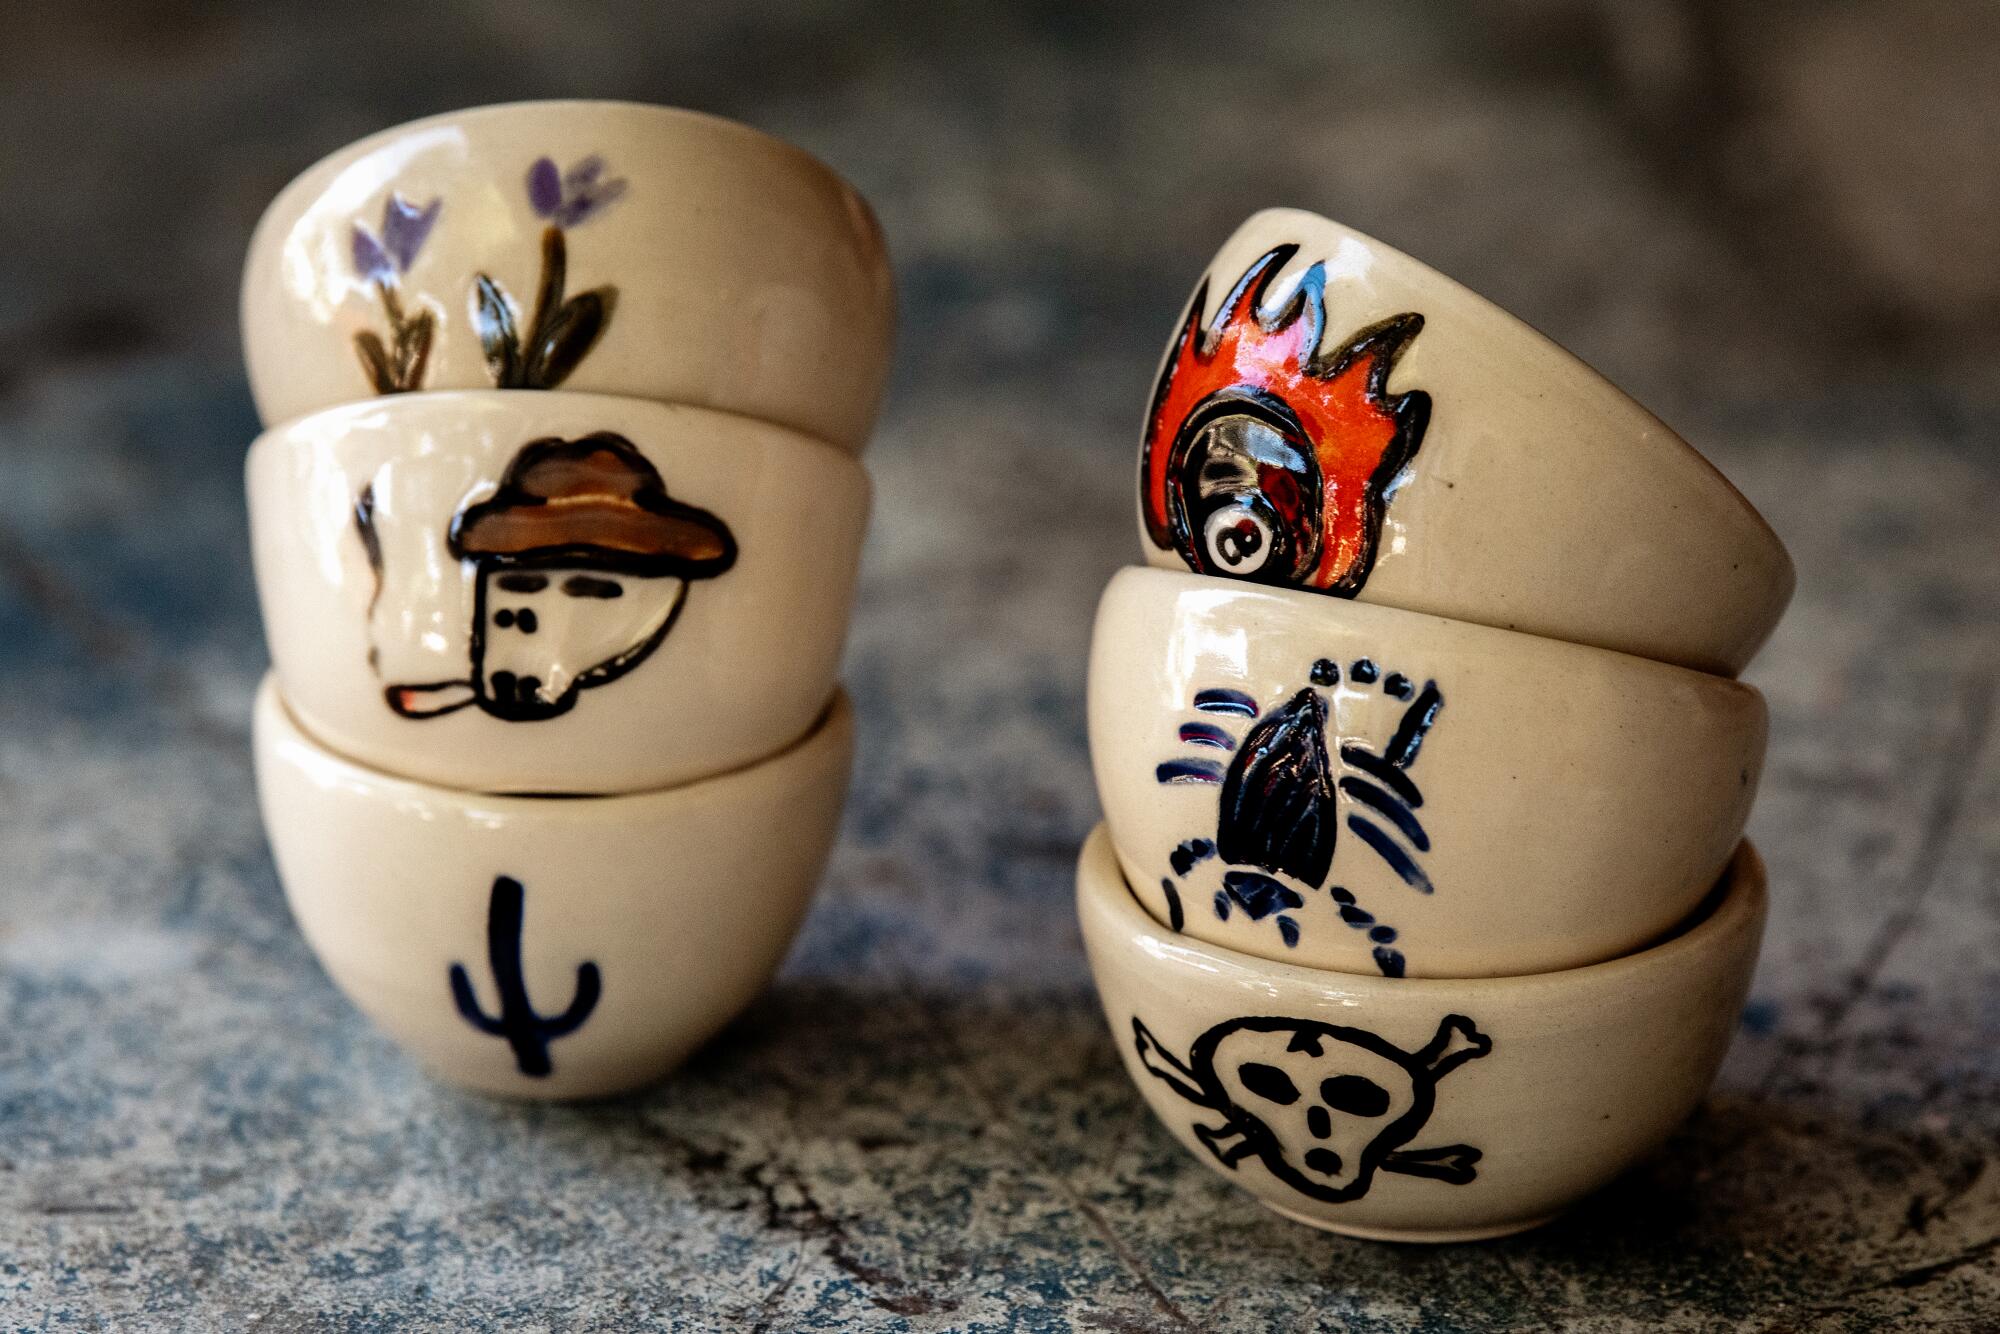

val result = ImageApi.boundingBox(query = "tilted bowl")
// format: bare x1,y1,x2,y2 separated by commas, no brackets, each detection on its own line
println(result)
1135,207,1792,675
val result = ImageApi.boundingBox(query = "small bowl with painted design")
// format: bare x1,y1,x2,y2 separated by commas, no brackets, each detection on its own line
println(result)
1135,207,1791,676
1077,823,1766,1242
1088,567,1765,979
247,390,868,795
243,100,894,453
253,675,853,1100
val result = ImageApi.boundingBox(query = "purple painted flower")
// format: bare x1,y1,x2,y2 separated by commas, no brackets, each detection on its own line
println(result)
351,227,393,285
381,195,441,271
526,155,627,228
351,193,441,283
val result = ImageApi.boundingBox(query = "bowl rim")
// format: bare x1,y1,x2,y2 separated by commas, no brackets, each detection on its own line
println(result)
244,386,864,466
1077,821,1766,995
255,674,849,812
1100,565,1768,698
255,98,871,233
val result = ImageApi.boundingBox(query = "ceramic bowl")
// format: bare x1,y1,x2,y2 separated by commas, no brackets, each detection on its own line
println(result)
243,100,894,452
1077,824,1766,1242
1089,567,1765,979
1135,207,1792,676
254,675,852,1099
247,391,868,795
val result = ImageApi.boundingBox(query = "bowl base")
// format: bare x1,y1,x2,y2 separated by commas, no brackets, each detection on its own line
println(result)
418,1059,681,1103
1259,1199,1563,1244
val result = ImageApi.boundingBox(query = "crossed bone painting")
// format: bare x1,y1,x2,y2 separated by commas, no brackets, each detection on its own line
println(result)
358,431,736,723
1133,1012,1490,1205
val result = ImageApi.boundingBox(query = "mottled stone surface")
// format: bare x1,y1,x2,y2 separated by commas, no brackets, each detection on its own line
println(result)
2,2,1997,1329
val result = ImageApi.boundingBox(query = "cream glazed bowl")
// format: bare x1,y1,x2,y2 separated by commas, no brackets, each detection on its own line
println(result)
1078,825,1766,1242
254,676,853,1100
247,391,868,795
1136,207,1792,675
243,100,894,452
1089,567,1765,979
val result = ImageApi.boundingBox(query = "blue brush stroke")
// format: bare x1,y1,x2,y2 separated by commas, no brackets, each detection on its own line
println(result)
1156,759,1224,785
1159,879,1186,932
1178,721,1236,748
1192,688,1257,716
1346,815,1436,894
1218,870,1304,921
1338,776,1431,852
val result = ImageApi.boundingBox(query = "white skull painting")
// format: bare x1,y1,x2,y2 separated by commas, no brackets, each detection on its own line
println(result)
360,432,735,723
1134,1012,1489,1204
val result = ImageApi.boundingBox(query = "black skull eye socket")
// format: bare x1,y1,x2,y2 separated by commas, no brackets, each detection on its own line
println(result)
1319,1074,1391,1117
1237,1061,1301,1105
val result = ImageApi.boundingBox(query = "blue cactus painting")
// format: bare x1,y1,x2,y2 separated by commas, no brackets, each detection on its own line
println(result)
449,875,601,1077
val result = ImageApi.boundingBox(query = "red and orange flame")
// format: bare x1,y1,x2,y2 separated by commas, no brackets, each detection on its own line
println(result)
1140,245,1429,594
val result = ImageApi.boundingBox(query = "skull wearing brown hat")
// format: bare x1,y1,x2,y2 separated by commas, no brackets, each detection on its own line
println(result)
386,432,736,722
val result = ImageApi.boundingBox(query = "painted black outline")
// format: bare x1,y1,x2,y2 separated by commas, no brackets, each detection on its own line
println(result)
378,432,736,724
1132,1013,1489,1204
1140,243,1430,597
453,560,692,723
1170,391,1322,584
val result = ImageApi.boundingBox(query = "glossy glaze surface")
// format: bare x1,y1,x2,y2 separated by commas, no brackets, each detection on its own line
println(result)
243,100,895,452
253,678,854,1100
10,6,1991,1324
1077,824,1766,1242
1090,567,1766,977
1137,209,1794,676
248,391,868,794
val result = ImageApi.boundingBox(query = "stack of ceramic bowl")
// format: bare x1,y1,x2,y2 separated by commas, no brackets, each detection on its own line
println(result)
240,102,893,1099
1080,209,1792,1241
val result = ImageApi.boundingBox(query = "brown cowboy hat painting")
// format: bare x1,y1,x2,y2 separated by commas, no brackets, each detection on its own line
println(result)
450,432,737,577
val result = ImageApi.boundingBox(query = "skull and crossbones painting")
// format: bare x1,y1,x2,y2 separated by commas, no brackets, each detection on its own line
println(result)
1140,244,1430,595
364,432,736,723
1133,1012,1490,1204
1154,655,1443,975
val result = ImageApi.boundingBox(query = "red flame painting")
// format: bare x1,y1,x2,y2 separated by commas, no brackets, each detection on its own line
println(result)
1140,244,1429,595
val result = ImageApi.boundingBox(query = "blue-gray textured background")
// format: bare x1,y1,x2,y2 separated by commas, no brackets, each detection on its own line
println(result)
1,2,1997,1329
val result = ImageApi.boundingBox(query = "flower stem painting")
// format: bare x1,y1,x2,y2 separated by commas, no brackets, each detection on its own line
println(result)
473,155,625,390
350,194,442,394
